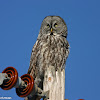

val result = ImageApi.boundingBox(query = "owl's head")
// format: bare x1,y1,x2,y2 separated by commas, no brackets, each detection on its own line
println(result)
38,16,68,39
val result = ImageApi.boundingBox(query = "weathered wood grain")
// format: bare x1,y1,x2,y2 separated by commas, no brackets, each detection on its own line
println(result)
43,66,65,100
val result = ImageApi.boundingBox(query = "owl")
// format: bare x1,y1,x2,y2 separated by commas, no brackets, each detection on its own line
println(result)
26,16,69,100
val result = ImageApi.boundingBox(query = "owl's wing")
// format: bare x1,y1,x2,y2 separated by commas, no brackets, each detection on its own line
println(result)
26,39,41,100
27,40,40,79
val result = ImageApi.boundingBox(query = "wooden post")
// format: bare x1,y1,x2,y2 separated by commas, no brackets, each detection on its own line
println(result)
43,66,65,100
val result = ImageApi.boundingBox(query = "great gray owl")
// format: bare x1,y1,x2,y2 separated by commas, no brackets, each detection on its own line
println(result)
26,16,69,100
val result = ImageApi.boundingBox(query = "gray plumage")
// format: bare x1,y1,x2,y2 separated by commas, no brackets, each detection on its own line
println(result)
26,16,69,100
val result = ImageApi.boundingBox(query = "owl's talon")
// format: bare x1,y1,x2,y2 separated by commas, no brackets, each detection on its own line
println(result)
37,90,49,99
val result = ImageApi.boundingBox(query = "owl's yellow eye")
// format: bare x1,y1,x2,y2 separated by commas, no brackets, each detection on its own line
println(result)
47,24,50,28
54,23,58,27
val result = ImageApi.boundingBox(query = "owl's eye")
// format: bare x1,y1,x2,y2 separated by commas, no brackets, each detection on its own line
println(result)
54,23,58,27
47,24,50,28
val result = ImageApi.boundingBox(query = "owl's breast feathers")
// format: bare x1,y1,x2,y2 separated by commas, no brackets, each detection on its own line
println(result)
28,35,69,79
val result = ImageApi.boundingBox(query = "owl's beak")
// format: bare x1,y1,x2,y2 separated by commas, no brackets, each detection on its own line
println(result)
51,28,53,33
50,28,53,35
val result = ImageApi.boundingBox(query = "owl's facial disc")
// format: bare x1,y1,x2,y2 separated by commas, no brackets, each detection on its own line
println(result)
40,16,67,38
45,22,58,36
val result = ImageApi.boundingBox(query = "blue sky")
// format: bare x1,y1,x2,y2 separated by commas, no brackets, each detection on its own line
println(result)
0,0,100,100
